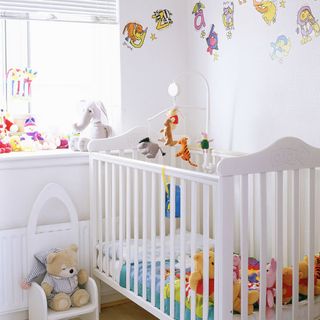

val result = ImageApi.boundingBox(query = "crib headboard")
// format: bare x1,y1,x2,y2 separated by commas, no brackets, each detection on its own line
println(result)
27,183,79,268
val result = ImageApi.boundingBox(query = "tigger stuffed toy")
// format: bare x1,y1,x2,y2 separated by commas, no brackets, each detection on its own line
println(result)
176,137,198,167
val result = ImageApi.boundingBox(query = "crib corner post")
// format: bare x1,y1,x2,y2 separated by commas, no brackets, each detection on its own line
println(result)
216,175,234,320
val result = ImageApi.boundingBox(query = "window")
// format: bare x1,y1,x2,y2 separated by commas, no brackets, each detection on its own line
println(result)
0,18,120,134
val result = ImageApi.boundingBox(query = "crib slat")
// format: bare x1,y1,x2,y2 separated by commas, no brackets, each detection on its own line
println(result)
90,159,98,273
203,184,210,320
259,173,267,320
169,178,176,318
119,165,125,278
292,170,300,319
308,168,315,320
180,179,187,320
142,171,147,300
134,168,139,295
190,181,198,320
111,164,116,281
126,167,131,290
276,171,283,320
160,173,166,313
240,174,249,320
151,172,156,307
98,161,103,274
105,162,110,277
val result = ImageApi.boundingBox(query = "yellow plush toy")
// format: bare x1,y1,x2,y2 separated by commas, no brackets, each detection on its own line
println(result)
299,256,320,296
189,251,259,315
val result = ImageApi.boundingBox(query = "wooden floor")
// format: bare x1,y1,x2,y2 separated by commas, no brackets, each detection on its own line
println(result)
100,302,157,320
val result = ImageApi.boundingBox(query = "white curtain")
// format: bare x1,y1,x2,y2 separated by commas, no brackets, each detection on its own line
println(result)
0,0,118,24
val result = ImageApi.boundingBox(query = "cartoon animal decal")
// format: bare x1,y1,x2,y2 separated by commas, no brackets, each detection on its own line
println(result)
123,22,148,49
152,9,173,30
176,137,198,167
270,35,291,63
192,2,206,31
159,118,177,146
206,24,219,57
296,6,320,44
222,1,235,39
253,0,277,25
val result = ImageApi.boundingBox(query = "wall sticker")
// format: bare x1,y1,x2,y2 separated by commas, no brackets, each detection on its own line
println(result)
270,35,291,63
222,1,235,39
253,0,277,25
152,9,173,30
122,22,148,49
296,6,320,44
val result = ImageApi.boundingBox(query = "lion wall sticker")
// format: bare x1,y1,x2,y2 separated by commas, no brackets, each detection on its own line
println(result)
122,22,148,49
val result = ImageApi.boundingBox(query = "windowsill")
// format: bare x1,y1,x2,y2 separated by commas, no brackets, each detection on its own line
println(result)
0,149,89,170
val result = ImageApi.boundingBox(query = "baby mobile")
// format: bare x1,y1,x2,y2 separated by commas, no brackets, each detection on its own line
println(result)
6,68,37,99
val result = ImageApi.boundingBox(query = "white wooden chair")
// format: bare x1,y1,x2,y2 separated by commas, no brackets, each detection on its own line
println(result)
27,183,99,320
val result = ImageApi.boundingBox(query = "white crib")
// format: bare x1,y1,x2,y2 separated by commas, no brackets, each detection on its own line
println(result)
88,131,320,320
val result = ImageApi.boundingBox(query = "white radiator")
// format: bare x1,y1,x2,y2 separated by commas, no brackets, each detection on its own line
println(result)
0,220,90,317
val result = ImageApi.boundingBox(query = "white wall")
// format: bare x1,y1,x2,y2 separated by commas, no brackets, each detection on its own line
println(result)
119,0,188,131
187,0,320,153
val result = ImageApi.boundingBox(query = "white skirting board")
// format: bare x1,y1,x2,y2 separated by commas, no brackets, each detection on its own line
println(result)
0,220,91,319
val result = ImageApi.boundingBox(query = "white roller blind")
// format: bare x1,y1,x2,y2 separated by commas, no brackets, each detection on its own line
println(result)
0,0,118,24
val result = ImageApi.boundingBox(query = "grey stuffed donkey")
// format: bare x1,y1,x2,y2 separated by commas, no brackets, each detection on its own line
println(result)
138,137,166,159
70,100,112,152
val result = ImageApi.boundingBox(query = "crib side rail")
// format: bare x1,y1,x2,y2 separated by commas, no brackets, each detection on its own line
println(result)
217,137,320,320
90,152,219,320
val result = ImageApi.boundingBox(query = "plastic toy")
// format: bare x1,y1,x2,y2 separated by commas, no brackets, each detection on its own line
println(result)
176,137,197,167
138,137,165,158
70,100,112,152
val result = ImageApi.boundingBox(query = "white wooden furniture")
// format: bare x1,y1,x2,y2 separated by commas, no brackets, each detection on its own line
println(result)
89,134,320,320
27,183,99,320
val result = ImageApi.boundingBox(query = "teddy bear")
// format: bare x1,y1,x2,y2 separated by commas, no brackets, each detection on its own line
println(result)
189,250,259,315
299,256,320,297
282,266,293,304
41,244,90,311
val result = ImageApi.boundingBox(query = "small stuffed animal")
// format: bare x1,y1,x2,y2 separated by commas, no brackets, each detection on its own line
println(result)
266,258,277,308
159,118,177,146
282,266,293,304
189,250,215,298
41,244,89,311
189,250,259,315
22,244,89,312
176,137,198,167
233,254,241,282
299,256,320,297
138,137,166,158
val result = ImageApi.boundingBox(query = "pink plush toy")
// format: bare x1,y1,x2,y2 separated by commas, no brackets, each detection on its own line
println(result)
266,258,277,308
233,254,241,282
